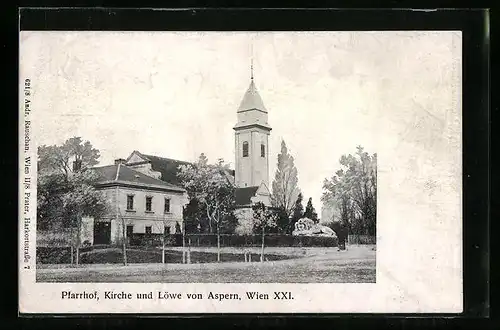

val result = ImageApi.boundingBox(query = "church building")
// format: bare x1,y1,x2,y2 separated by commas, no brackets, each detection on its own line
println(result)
93,65,273,237
232,69,273,233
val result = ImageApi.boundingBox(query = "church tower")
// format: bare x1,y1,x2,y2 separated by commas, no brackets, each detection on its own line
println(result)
233,64,271,188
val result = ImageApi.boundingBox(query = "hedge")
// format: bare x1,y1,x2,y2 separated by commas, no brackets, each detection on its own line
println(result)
36,246,93,264
128,233,337,248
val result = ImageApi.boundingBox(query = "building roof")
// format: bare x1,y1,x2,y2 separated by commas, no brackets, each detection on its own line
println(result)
127,151,235,186
140,152,192,186
237,80,267,113
93,164,186,193
235,186,260,206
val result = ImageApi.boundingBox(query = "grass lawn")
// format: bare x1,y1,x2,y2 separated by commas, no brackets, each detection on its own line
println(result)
36,245,376,283
79,247,295,264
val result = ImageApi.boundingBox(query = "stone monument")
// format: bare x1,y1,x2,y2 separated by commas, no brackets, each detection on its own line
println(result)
292,218,337,238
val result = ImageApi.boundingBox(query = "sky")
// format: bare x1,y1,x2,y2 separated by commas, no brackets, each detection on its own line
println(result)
20,31,459,216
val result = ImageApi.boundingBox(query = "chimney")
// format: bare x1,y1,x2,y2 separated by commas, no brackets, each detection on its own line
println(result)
114,158,127,165
72,160,82,172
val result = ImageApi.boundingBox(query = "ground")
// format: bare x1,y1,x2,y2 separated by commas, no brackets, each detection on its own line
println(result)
36,245,376,283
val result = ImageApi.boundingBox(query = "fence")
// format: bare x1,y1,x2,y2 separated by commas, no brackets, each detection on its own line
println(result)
182,234,338,248
347,235,376,245
130,233,182,247
129,233,337,248
36,233,339,264
37,230,339,248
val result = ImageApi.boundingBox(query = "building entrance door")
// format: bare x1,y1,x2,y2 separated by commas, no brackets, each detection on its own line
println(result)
93,221,111,245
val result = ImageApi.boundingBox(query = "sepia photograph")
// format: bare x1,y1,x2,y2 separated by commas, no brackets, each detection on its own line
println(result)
31,31,377,283
20,28,462,314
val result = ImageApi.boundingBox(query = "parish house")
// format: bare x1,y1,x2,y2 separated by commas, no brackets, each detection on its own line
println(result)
90,160,189,245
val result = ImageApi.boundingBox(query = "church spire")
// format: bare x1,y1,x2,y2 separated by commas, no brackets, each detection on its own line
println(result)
237,40,268,114
237,76,267,113
250,57,254,81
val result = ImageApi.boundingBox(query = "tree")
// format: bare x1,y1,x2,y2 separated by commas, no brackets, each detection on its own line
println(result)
252,202,277,262
329,218,349,250
38,136,100,178
177,154,236,262
182,198,207,233
322,146,377,237
37,172,69,230
37,137,109,264
273,206,289,234
220,211,239,234
289,193,304,234
60,170,109,264
271,140,301,221
303,197,319,223
148,215,172,265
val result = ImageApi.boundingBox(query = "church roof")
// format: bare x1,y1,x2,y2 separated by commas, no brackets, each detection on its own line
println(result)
93,164,186,193
235,186,260,206
237,80,267,113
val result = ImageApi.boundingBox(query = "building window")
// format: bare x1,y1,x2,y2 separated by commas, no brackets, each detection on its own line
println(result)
145,196,153,212
164,226,171,235
145,226,152,235
126,195,134,210
261,143,265,157
164,198,171,213
243,141,249,157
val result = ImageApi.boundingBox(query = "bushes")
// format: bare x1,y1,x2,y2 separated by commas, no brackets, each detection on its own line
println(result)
37,246,72,264
37,230,75,246
347,235,376,244
36,246,94,264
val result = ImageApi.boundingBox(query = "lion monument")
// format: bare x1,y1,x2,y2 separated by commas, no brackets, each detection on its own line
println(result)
292,218,337,238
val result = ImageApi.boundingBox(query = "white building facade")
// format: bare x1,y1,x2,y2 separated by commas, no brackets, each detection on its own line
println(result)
92,162,189,245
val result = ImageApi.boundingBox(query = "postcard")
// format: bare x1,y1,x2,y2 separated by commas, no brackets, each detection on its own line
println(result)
19,30,462,313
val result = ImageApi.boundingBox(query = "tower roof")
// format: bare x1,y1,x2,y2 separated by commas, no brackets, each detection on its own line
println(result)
237,80,267,113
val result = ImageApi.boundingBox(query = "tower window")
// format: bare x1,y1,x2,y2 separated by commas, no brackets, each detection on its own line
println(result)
242,141,249,157
261,144,265,157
